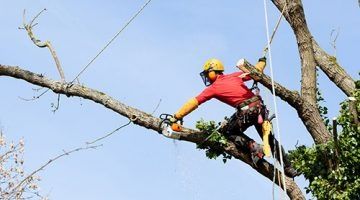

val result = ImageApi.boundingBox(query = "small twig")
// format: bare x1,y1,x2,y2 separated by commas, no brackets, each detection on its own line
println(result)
86,120,132,145
32,86,44,92
330,28,340,57
18,88,50,101
51,94,61,113
29,8,47,27
21,9,66,82
151,99,162,115
31,23,39,28
9,144,101,194
294,140,300,148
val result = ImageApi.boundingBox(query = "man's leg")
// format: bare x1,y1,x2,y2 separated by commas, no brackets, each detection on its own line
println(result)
254,124,300,177
223,112,265,163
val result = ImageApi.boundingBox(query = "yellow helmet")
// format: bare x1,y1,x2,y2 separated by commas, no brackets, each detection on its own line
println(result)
203,58,224,71
200,58,224,86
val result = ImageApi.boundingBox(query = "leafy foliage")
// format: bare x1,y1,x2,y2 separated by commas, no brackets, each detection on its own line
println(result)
289,82,360,200
316,68,332,131
195,119,232,163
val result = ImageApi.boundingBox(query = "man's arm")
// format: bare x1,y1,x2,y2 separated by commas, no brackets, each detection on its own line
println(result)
173,86,215,120
174,98,199,119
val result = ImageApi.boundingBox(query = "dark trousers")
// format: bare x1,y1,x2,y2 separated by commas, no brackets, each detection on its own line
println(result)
224,104,291,167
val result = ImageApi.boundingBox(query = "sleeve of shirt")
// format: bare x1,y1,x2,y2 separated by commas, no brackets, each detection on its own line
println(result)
235,71,252,82
195,86,216,105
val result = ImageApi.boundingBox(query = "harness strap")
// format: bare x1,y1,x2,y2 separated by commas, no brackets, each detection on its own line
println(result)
237,95,261,109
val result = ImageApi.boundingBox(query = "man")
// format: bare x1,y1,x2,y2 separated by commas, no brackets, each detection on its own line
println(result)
170,58,299,177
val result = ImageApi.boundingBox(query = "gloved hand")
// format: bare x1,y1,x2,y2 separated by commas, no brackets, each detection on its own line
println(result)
169,116,178,123
255,57,267,73
258,57,267,63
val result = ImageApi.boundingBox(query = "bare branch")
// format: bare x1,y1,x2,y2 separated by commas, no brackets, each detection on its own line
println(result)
18,88,50,101
29,8,47,27
9,144,101,195
51,94,61,113
86,120,132,145
151,99,162,115
21,9,66,82
330,28,340,57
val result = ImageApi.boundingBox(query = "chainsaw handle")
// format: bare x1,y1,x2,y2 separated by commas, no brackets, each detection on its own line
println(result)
159,113,173,120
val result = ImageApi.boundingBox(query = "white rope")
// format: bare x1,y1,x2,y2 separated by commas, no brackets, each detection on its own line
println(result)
262,0,287,199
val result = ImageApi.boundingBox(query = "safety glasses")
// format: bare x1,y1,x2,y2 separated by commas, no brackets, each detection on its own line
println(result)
199,70,211,86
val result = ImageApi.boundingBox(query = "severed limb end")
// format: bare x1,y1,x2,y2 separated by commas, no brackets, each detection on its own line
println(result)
236,58,266,81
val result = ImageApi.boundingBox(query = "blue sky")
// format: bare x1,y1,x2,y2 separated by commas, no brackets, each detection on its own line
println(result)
0,1,359,199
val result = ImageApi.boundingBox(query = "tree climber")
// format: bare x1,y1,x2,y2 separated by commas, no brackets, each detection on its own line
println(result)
169,58,299,178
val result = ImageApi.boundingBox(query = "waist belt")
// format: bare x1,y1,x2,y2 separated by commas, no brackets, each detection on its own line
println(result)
237,96,262,111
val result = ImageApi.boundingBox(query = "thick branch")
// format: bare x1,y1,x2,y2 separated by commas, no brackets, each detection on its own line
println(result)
312,40,356,96
0,64,304,200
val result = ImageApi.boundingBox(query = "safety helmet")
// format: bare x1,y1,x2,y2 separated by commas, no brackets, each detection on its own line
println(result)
200,58,224,86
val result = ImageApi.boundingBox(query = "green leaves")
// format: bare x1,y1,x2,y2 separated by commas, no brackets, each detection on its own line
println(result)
195,119,232,163
289,87,360,199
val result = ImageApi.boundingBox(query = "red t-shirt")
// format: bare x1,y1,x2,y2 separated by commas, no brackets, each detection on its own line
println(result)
195,71,255,107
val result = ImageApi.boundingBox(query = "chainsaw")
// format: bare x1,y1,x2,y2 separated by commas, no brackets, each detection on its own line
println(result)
158,113,183,139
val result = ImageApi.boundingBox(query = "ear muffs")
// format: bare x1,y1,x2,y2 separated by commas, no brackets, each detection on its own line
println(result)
208,71,217,81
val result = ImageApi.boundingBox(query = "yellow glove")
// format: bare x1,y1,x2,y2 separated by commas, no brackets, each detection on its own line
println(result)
174,98,199,119
255,57,266,73
262,120,272,157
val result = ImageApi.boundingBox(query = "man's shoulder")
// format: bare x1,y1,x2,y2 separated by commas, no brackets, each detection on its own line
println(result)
224,71,242,77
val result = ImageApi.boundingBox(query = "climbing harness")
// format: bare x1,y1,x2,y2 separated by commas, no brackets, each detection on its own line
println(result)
70,0,153,84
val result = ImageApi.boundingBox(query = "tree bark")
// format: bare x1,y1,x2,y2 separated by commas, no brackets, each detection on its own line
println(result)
271,0,317,106
0,64,305,200
312,40,356,96
271,0,355,98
